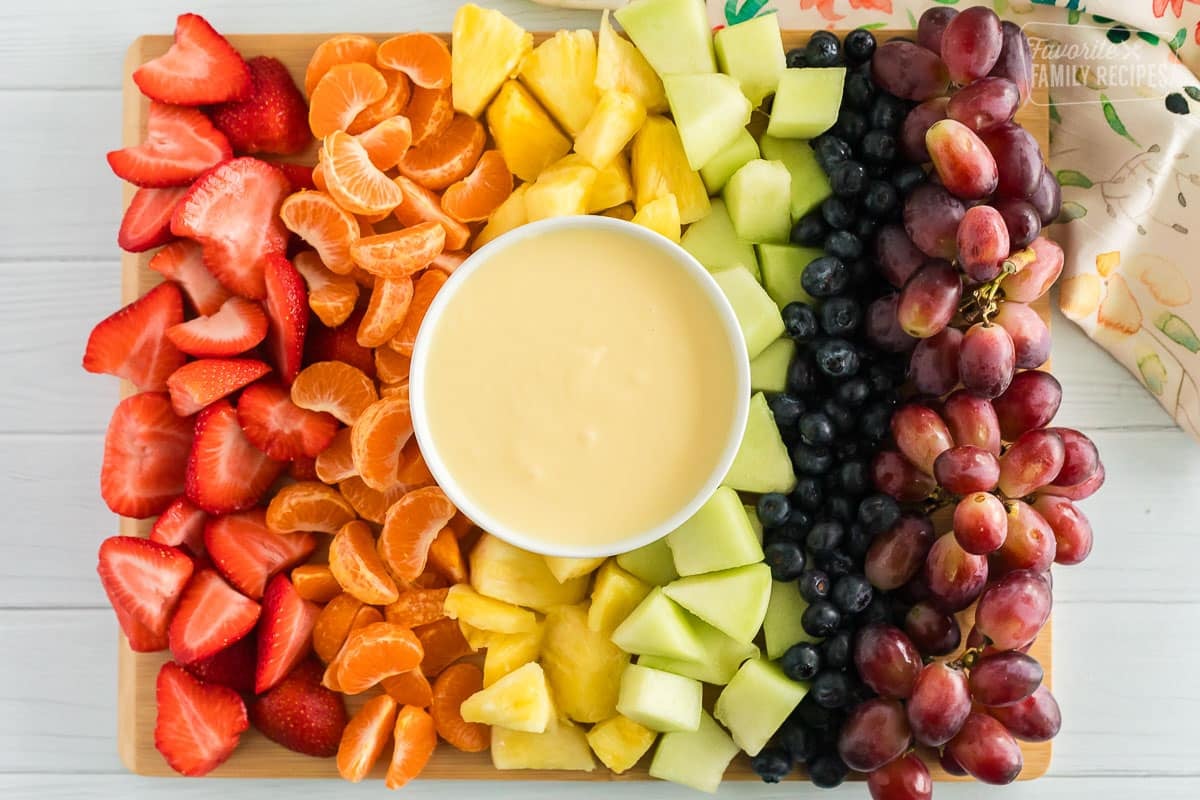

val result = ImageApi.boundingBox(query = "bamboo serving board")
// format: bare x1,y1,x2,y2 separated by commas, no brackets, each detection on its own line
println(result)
116,28,1052,782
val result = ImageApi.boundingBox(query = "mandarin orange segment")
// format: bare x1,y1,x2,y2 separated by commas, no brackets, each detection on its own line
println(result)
349,394,415,491
330,520,401,605
306,34,379,96
266,481,358,534
412,570,451,590
431,251,468,274
357,277,415,349
337,692,398,782
448,511,475,540
292,361,379,426
355,116,413,171
349,69,413,135
281,191,360,275
384,587,450,629
375,347,411,385
313,592,366,663
428,528,468,585
395,436,435,489
312,160,329,192
391,268,448,357
431,663,489,753
386,705,437,790
309,62,389,138
381,668,434,708
397,113,487,191
379,486,457,583
291,564,343,604
337,621,425,694
350,222,446,280
377,33,453,90
316,427,357,484
441,150,514,223
392,175,471,252
380,382,410,399
415,617,475,678
339,475,408,525
323,131,404,216
293,251,360,327
406,85,455,148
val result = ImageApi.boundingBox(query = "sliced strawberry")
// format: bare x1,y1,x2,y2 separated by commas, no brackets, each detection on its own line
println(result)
183,634,257,694
150,496,208,556
171,157,291,300
97,535,194,640
263,255,307,384
289,457,318,481
166,358,272,417
148,240,231,316
249,659,346,757
100,392,193,518
304,304,376,379
155,661,249,777
236,379,338,461
166,297,269,358
204,509,317,600
107,102,232,187
83,282,187,391
186,399,285,514
169,569,261,664
210,56,310,156
118,185,189,253
255,574,321,694
133,13,252,106
113,600,169,652
277,162,317,193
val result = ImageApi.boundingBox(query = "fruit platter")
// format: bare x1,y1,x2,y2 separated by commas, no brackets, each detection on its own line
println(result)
86,1,1093,796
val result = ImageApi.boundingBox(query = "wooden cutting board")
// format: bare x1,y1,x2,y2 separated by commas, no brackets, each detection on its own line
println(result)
116,28,1052,782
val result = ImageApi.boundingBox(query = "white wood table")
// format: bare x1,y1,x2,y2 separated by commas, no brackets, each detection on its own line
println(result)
2,1,1197,797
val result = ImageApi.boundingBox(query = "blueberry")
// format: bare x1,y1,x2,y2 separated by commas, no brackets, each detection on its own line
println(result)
787,357,820,395
821,195,857,231
802,601,842,639
799,569,831,603
819,630,852,669
782,301,819,340
809,754,850,788
858,493,902,534
810,668,850,707
823,494,854,523
825,230,864,261
751,748,792,784
867,161,893,180
863,180,899,217
798,411,835,445
832,108,867,145
805,31,842,67
822,398,857,435
765,540,807,582
813,135,851,172
849,258,877,288
836,377,871,407
844,28,877,64
791,212,828,247
794,694,839,730
792,443,834,476
789,507,813,530
857,594,892,627
756,492,792,528
768,523,807,545
817,549,856,578
867,361,897,393
892,163,928,195
842,69,876,110
835,439,862,461
820,296,862,336
767,393,805,429
853,215,879,240
837,460,870,496
781,642,822,682
785,47,807,69
806,520,844,553
814,338,861,378
858,401,893,442
862,129,898,163
869,93,907,132
832,573,874,614
802,256,850,297
829,160,868,198
793,476,825,511
777,719,818,763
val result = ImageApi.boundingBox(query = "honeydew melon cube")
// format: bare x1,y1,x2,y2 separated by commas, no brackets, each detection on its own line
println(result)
713,266,785,359
745,505,765,544
665,486,763,576
611,587,703,662
662,563,771,644
714,658,809,756
700,129,760,195
588,560,651,635
758,243,822,310
725,392,797,494
664,74,752,171
638,614,759,685
714,12,786,107
615,537,678,586
614,0,716,77
616,663,703,732
763,579,819,660
649,710,739,793
724,159,792,244
760,135,833,220
680,198,759,280
767,68,846,140
750,337,796,394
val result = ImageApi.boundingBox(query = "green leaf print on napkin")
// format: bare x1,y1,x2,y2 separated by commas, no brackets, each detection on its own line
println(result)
1057,201,1088,223
1102,95,1140,147
724,0,767,25
1171,28,1188,51
1156,312,1200,353
1056,169,1094,188
1138,352,1169,395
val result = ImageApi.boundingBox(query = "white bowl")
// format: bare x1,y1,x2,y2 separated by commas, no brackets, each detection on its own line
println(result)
409,215,750,558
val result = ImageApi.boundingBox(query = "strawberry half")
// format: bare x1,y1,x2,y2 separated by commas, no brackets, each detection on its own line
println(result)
84,282,187,391
155,661,249,777
171,157,291,300
100,392,193,518
113,600,169,652
204,509,317,600
304,304,377,379
263,255,308,384
249,659,346,758
210,56,310,156
118,185,189,253
149,240,231,316
236,379,338,461
277,162,317,193
166,358,272,417
169,569,261,664
107,102,232,187
134,13,252,106
150,496,209,556
166,297,269,358
183,634,257,695
97,535,194,642
186,399,285,514
255,574,321,694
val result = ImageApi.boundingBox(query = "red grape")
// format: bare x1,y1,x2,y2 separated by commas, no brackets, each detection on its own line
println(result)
975,569,1052,650
954,491,1008,554
909,327,962,396
891,404,955,474
1028,164,1063,224
900,97,949,163
999,429,1066,497
959,323,1017,399
935,445,1000,494
980,122,1043,199
957,205,1010,282
872,40,952,102
969,652,1044,706
1046,427,1100,487
990,21,1034,106
898,260,962,338
967,623,1037,658
946,712,1023,784
993,500,1056,573
904,601,962,656
993,302,1051,369
872,450,939,503
948,77,1020,133
917,7,958,56
943,389,1002,455
992,196,1042,250
942,7,1004,84
927,119,1000,200
1041,461,1105,501
988,686,1062,742
924,533,989,612
866,514,936,591
1002,236,1064,302
1033,495,1094,565
868,753,933,800
854,624,923,699
907,662,971,746
905,185,967,260
939,748,968,776
867,294,919,353
838,698,912,772
993,370,1062,440
876,225,929,288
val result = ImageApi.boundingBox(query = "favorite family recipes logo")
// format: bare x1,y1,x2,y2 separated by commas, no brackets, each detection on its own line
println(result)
1024,22,1175,104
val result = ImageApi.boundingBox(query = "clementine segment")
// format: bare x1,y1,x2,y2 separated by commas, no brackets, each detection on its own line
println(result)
339,476,407,525
441,150,514,223
309,62,388,138
280,192,359,275
348,69,412,134
392,175,471,251
291,361,379,426
431,663,489,753
397,113,487,190
315,427,356,484
336,693,397,782
431,251,468,274
406,85,454,147
336,621,424,694
350,222,446,279
313,592,366,664
293,251,360,327
384,587,450,629
386,706,437,789
448,511,475,540
266,481,358,534
291,564,343,604
380,382,410,399
376,33,452,90
428,529,468,584
378,486,457,582
357,277,414,349
355,116,413,171
323,131,404,216
391,268,448,357
395,437,435,489
414,617,474,678
351,395,414,491
330,520,400,605
305,34,379,96
312,159,328,192
374,347,411,385
381,668,434,708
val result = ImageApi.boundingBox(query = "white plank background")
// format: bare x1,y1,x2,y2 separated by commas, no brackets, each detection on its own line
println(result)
2,1,1197,798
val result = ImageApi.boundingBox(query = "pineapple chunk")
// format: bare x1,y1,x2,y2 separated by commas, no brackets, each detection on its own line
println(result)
544,555,606,583
475,183,529,249
518,30,599,137
524,163,598,222
484,625,545,687
631,194,681,243
460,662,555,733
631,116,710,224
470,534,590,613
574,91,647,170
603,204,635,221
459,620,494,650
444,584,538,634
589,560,651,635
492,717,596,771
486,81,572,183
542,154,633,213
587,715,657,774
541,604,629,723
595,10,668,114
452,5,533,118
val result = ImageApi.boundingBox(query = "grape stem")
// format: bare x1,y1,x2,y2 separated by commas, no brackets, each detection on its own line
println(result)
959,246,1035,324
